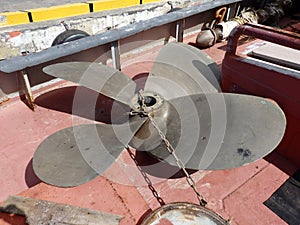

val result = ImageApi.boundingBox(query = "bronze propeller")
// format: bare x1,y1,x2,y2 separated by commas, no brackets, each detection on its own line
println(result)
33,42,286,187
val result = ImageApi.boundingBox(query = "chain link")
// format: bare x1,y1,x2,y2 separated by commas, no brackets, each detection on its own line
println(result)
126,148,165,206
137,90,207,207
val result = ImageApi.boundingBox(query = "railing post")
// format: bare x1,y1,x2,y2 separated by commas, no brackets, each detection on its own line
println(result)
111,41,121,71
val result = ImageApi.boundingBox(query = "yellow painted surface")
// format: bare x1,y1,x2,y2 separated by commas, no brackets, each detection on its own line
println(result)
91,0,140,12
0,0,162,27
0,12,30,27
28,3,90,22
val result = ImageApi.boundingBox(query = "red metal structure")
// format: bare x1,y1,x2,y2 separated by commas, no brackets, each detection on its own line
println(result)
222,23,300,167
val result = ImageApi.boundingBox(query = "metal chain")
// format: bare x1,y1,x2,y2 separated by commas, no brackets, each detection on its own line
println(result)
126,147,166,206
137,90,207,207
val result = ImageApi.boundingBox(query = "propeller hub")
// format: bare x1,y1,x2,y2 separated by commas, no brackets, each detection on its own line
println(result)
131,92,164,114
129,92,173,151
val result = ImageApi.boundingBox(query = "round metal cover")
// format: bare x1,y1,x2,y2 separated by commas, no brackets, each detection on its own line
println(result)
141,202,229,225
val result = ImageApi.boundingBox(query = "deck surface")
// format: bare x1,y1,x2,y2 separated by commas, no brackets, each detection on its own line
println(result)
0,36,298,225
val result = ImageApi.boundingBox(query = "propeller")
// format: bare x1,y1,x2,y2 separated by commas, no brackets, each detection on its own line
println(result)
145,93,286,170
144,42,221,100
43,62,136,106
34,42,286,187
145,42,221,95
33,116,146,187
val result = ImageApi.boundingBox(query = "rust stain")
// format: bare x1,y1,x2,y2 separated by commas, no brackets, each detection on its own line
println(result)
9,31,21,38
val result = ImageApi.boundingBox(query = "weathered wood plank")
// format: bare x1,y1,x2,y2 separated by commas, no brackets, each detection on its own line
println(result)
0,195,122,225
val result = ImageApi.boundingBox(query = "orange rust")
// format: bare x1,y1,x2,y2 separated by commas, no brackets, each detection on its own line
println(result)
9,31,21,38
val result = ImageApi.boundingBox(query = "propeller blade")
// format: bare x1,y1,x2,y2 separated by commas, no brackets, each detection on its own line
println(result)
33,116,146,187
147,93,286,170
144,42,221,99
43,62,137,106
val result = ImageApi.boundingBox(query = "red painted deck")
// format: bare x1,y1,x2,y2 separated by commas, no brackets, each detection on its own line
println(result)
0,35,298,225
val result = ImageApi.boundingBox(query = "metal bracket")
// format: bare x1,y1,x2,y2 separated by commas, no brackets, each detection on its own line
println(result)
175,19,184,42
19,70,35,110
111,41,121,71
0,87,8,103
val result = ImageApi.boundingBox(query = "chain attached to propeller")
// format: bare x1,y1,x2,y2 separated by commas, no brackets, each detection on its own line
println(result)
137,89,208,206
33,42,286,192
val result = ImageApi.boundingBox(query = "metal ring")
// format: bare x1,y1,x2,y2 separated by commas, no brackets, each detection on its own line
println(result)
140,202,229,225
